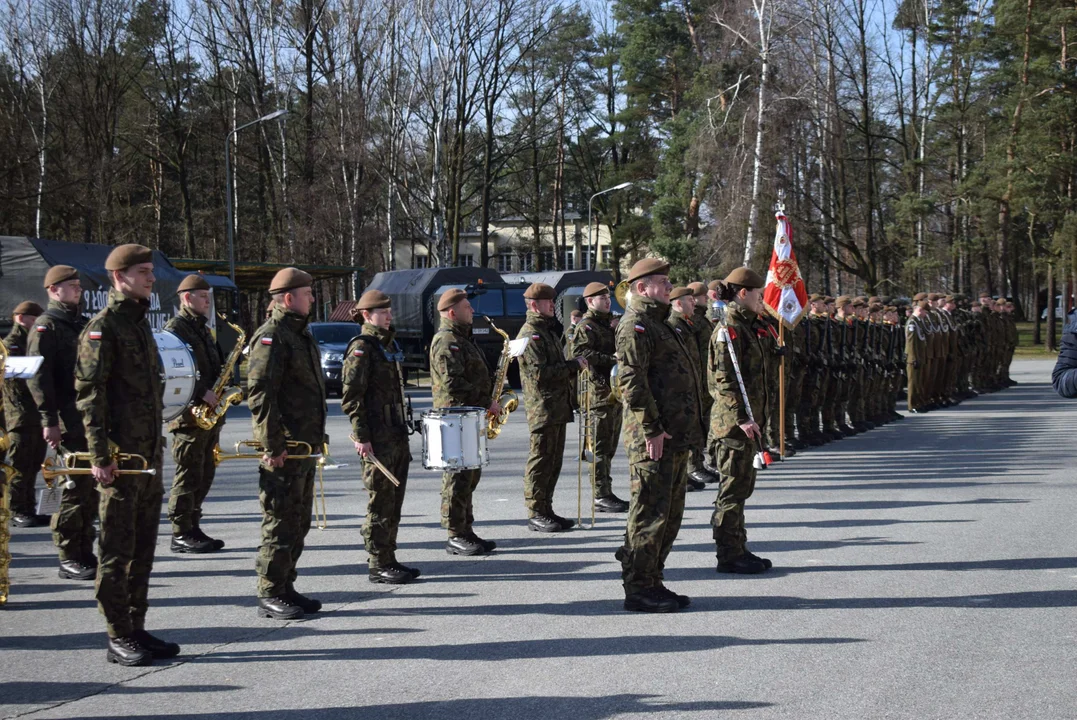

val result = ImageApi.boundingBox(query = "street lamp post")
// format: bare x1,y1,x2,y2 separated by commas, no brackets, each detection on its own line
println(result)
587,181,633,271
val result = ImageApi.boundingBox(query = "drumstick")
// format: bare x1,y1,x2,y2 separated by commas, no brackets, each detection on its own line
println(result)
349,434,401,487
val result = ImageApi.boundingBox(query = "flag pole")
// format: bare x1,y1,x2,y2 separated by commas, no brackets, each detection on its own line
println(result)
779,321,785,458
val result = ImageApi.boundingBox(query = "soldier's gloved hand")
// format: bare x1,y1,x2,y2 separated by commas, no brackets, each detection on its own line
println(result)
93,462,118,487
43,425,62,450
646,431,672,461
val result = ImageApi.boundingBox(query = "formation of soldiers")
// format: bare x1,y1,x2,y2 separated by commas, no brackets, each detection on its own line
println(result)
0,246,1022,658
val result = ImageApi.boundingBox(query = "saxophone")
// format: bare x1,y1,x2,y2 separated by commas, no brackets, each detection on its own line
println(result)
483,316,519,440
192,314,247,430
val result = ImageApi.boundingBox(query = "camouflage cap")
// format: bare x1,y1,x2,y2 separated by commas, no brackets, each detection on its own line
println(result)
582,281,609,298
669,286,693,300
105,243,153,271
177,274,212,293
43,264,79,288
437,288,468,311
687,281,707,297
626,258,671,284
724,267,765,289
269,267,313,295
356,289,392,311
523,282,556,300
13,300,43,317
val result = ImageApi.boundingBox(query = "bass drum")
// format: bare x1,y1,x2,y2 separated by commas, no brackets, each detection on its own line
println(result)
154,330,199,423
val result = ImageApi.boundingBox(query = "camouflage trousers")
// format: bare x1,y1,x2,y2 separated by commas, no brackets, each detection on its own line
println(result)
6,426,45,516
906,363,923,411
524,424,566,517
168,425,222,535
256,458,315,598
591,403,622,498
711,436,758,563
362,440,410,570
441,468,481,537
52,472,97,564
96,451,165,638
845,367,865,423
783,366,805,442
619,449,688,595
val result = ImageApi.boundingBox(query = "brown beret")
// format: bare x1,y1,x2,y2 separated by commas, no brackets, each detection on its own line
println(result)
356,289,391,311
868,296,881,304
885,305,897,313
177,274,211,293
13,301,43,317
570,310,583,320
523,282,556,300
627,258,671,284
927,292,942,301
944,295,955,303
724,267,765,289
971,300,981,307
869,303,884,313
687,281,707,297
43,265,79,288
851,298,867,308
582,282,609,298
917,300,930,310
824,296,835,304
105,243,153,271
669,287,693,301
269,267,313,295
912,292,928,301
835,295,852,307
437,288,468,311
707,279,723,293
808,293,824,302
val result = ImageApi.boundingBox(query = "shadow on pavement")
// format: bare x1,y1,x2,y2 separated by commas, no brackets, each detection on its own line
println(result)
1,683,240,706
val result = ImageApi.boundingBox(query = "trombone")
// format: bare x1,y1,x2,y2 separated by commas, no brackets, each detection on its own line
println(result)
576,372,597,530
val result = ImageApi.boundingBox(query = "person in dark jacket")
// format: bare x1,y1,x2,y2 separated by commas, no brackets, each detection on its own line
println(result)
1053,318,1077,398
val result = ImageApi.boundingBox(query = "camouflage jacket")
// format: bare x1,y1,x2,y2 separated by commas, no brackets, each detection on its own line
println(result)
430,318,492,409
341,323,409,446
568,309,617,407
905,315,927,365
27,300,85,437
74,290,164,466
691,305,714,373
709,301,771,443
668,309,704,384
807,312,830,369
517,311,577,430
247,304,327,457
616,295,704,456
3,324,38,430
165,306,225,431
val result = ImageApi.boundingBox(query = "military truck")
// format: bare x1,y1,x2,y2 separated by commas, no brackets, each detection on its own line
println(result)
501,270,621,323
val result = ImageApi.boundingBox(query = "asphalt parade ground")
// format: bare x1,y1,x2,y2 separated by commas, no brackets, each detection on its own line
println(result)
1,359,1075,719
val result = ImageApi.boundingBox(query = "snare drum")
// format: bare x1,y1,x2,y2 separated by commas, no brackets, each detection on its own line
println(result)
421,406,488,470
154,330,199,423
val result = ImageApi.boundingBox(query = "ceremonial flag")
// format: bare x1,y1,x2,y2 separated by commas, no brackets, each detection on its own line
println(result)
763,211,808,329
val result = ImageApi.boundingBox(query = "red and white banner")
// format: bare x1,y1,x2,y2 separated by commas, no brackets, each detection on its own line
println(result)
763,211,808,329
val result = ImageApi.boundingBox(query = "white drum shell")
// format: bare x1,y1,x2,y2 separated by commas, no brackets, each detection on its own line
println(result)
154,330,199,423
421,407,488,470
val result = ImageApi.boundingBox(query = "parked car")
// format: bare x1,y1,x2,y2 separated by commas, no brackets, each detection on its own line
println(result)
309,322,362,397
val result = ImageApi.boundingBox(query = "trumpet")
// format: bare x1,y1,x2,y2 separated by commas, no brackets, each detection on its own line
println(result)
212,440,317,465
576,372,597,530
41,446,157,482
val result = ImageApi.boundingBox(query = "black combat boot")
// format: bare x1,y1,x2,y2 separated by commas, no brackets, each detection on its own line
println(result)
107,636,153,666
132,630,181,659
716,555,767,575
655,585,691,609
369,565,415,585
528,515,563,533
550,513,576,531
447,535,486,555
286,584,322,613
468,532,497,551
744,550,773,570
192,526,225,551
170,532,215,554
58,558,96,581
594,495,629,513
257,595,305,620
11,512,48,528
686,474,708,491
624,587,679,613
389,561,421,579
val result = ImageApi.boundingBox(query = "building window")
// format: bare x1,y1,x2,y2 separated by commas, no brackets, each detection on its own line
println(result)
540,250,554,270
458,254,475,267
497,253,513,273
413,255,429,269
519,252,534,272
562,249,575,270
601,246,612,267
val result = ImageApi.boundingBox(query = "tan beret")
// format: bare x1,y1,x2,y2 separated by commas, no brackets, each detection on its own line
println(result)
269,267,313,295
523,282,556,300
944,295,955,303
808,293,824,302
626,258,671,284
707,279,723,293
356,289,391,311
687,281,707,297
851,298,867,308
105,243,153,271
912,292,928,301
868,296,881,304
582,282,609,298
917,300,930,310
724,267,765,289
13,300,43,317
669,286,693,301
885,305,897,313
869,303,884,313
43,265,79,288
824,296,835,304
927,292,942,301
437,288,468,311
835,295,852,307
177,274,211,293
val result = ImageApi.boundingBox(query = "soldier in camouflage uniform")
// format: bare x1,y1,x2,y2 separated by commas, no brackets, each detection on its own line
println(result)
710,267,773,574
568,282,628,512
247,267,327,621
343,290,420,584
760,314,788,457
905,300,929,413
833,296,857,434
28,266,94,578
3,301,45,527
166,274,227,555
430,288,499,556
616,259,703,613
667,287,708,490
687,282,719,482
799,294,830,446
516,282,587,532
75,244,175,667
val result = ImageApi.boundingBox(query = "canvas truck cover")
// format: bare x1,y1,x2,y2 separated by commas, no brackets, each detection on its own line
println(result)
365,266,503,334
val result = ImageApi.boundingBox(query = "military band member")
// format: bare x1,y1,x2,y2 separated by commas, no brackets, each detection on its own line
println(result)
616,259,702,612
247,267,327,620
906,301,929,413
28,266,94,578
710,268,773,574
798,294,829,446
667,287,707,490
4,301,46,528
430,288,499,555
166,274,226,554
343,290,419,584
688,281,719,482
75,243,176,666
833,296,857,434
568,282,628,513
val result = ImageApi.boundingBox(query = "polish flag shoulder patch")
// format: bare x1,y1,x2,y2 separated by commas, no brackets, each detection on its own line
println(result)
584,325,593,332
260,337,273,346
449,344,460,352
88,331,102,341
352,348,364,357
531,333,541,340
674,327,682,334
35,325,48,332
633,324,646,333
